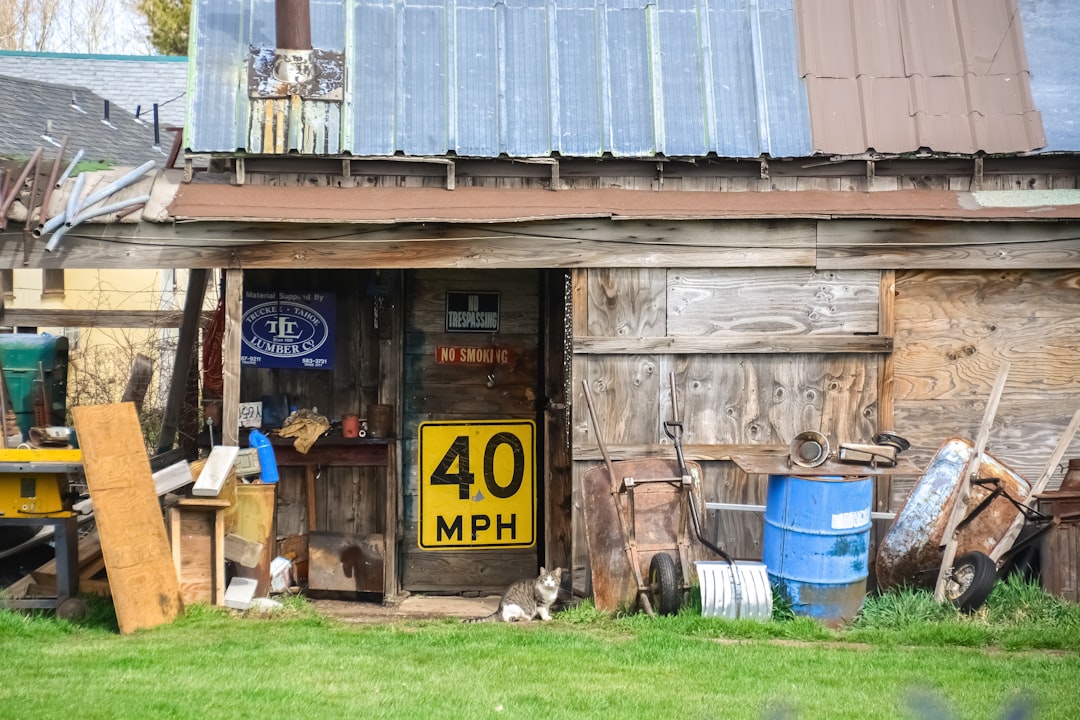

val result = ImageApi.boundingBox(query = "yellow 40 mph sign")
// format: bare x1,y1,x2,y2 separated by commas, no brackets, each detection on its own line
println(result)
418,420,535,550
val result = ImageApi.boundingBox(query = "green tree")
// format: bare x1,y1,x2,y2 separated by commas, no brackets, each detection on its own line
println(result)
135,0,190,56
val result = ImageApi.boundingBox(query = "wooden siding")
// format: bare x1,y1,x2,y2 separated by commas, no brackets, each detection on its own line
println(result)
571,267,885,568
891,269,1080,505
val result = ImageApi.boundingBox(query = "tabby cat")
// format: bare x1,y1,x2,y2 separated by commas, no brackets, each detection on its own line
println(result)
463,567,563,623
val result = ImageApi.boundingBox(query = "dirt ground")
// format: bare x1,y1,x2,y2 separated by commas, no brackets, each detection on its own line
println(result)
307,592,502,623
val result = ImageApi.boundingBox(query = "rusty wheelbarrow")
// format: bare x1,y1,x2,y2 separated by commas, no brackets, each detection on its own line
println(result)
875,437,1036,610
580,377,771,619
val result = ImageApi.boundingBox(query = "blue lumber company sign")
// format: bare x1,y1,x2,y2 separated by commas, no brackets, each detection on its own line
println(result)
241,290,335,369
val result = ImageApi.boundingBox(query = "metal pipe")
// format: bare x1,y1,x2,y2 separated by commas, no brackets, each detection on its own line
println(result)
71,194,151,226
46,195,150,253
276,0,312,50
36,136,69,233
36,210,66,238
55,148,84,188
69,160,156,220
64,172,87,229
44,223,71,253
0,147,44,227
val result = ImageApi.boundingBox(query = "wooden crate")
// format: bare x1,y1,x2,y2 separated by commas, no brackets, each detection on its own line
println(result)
1039,493,1080,602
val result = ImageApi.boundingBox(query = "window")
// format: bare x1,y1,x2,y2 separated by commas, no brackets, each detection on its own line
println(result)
41,269,64,299
0,270,12,301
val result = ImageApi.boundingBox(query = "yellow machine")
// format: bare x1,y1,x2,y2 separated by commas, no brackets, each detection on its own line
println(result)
0,448,82,519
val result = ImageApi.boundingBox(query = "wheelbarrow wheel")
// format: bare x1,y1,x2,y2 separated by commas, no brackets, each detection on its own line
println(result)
648,552,681,616
946,551,997,613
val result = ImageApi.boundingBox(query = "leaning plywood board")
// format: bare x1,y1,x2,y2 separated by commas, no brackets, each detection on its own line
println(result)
72,403,183,633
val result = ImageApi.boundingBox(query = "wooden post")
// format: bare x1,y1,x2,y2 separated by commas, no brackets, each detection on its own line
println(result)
222,270,243,447
157,269,209,453
934,362,1010,602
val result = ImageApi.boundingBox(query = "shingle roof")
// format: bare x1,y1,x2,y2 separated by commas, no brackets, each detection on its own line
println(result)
0,51,188,129
0,75,169,167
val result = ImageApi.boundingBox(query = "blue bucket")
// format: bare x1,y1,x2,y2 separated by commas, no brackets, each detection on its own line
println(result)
763,474,873,627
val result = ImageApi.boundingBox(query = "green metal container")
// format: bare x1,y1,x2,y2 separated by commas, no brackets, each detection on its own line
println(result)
0,334,69,439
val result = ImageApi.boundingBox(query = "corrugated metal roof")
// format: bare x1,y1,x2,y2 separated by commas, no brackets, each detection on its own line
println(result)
1020,0,1080,152
187,0,812,159
796,0,1045,155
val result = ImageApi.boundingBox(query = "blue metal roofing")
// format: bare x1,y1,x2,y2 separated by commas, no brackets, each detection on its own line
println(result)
187,0,812,158
1020,0,1080,152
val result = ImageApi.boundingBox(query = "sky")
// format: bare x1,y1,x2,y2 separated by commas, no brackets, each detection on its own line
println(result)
35,0,153,56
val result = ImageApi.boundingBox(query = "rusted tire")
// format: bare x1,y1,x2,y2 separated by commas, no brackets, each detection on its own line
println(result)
946,551,997,613
999,524,1041,582
648,552,680,616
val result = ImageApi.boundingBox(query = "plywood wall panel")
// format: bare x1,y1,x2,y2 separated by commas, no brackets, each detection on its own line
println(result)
667,268,880,336
891,270,1080,508
572,266,885,563
586,268,667,337
578,355,663,444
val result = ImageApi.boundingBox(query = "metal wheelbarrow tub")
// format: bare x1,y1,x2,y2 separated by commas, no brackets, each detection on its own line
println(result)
581,457,696,614
876,437,1031,591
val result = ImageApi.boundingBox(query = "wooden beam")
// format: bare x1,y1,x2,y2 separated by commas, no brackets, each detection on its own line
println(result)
574,334,892,354
934,361,1010,602
6,217,1077,270
818,220,1080,269
157,269,209,453
222,270,242,447
0,308,211,329
573,443,786,462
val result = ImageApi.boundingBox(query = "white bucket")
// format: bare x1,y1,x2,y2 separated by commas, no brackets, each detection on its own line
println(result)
695,560,773,621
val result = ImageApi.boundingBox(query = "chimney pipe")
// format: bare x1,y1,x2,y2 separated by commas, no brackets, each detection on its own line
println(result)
276,0,312,51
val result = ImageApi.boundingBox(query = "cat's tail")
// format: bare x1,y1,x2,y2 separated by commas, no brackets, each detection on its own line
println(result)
461,611,499,623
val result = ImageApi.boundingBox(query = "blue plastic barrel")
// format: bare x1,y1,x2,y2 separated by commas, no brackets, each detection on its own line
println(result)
762,474,873,627
248,429,280,484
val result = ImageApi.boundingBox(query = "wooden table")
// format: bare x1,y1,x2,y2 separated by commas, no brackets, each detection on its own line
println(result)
203,429,397,597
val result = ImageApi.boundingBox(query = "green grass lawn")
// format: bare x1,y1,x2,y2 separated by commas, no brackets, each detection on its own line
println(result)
1,578,1078,720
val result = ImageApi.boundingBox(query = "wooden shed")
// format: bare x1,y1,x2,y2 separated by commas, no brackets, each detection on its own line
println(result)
4,0,1080,603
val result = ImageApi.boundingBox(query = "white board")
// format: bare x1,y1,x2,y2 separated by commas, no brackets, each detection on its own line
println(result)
192,446,239,497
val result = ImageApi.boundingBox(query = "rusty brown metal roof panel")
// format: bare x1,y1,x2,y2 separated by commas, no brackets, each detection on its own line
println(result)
898,0,966,76
953,0,1027,75
166,183,1080,223
797,0,1046,155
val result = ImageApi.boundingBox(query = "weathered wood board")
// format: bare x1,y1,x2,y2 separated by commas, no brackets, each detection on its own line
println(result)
891,269,1080,505
308,531,384,594
572,266,884,565
169,499,228,606
73,402,183,634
